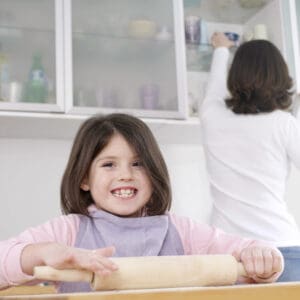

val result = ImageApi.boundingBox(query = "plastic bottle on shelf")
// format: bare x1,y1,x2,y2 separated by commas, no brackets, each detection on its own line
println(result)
185,16,200,45
0,44,10,101
199,19,209,48
24,53,48,103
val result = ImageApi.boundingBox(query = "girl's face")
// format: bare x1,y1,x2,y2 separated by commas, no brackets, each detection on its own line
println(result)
81,133,153,217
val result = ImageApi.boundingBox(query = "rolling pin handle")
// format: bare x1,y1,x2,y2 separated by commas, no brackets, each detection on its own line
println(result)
34,266,93,283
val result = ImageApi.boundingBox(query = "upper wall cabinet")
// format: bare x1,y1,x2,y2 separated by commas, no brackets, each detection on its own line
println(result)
0,0,64,112
0,0,188,119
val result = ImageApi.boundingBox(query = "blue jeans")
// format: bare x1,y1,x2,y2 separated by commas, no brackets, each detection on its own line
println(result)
277,246,300,282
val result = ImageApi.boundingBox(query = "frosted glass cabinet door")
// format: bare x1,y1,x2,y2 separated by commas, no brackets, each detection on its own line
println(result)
0,0,64,112
280,0,300,95
291,0,300,94
66,0,188,119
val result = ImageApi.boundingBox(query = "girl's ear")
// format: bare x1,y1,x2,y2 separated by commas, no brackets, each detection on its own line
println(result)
80,178,90,191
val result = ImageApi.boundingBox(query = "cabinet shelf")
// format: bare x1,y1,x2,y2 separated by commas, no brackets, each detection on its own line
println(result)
73,30,174,43
186,44,237,72
73,33,174,61
0,25,54,37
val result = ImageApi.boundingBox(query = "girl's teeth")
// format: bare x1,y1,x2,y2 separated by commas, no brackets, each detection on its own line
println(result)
113,189,135,197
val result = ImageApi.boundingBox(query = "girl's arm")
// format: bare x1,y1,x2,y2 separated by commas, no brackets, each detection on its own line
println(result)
171,214,283,283
0,215,118,289
21,243,117,277
0,214,79,288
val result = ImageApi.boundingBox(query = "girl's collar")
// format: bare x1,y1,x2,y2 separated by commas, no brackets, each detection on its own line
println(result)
87,204,168,224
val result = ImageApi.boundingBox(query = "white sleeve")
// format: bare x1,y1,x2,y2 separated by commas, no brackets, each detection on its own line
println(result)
200,47,230,116
286,117,300,168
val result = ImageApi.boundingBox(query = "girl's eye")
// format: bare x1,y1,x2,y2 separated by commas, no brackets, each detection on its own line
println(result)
132,161,143,167
102,162,114,168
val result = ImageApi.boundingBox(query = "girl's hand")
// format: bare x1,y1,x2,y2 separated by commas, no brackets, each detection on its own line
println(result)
211,32,235,49
22,242,118,278
234,246,284,283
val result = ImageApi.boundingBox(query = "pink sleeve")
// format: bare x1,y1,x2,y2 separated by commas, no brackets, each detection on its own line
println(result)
0,214,79,288
170,214,271,255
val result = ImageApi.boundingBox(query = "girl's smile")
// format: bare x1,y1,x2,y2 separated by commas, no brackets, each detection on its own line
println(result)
111,186,137,199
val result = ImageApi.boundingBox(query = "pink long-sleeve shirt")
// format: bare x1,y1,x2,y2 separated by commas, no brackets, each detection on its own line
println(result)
0,209,272,289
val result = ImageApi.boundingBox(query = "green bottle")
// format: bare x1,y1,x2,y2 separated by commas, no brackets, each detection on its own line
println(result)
24,53,48,103
0,43,10,101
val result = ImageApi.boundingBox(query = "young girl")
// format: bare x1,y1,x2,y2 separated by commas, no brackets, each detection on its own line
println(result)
0,113,283,293
200,33,300,281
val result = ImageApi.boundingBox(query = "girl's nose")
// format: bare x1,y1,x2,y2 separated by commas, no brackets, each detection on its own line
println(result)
118,166,133,181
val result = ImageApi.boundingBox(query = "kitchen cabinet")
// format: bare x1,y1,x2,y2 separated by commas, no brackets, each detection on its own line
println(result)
0,0,187,119
0,0,64,113
184,0,300,116
0,0,196,144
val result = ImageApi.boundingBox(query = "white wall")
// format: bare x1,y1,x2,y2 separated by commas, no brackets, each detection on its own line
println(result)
0,137,299,240
0,138,68,239
0,138,211,240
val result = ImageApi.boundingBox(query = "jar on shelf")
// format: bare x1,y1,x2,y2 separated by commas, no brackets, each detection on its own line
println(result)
185,16,200,45
139,83,160,110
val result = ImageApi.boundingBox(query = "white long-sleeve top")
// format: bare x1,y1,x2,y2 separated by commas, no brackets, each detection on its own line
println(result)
200,47,300,247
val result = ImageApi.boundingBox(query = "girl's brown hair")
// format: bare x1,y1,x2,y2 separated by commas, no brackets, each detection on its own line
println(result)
226,39,293,114
60,113,171,216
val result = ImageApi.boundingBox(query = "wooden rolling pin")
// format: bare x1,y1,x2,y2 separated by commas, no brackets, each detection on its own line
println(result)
34,255,247,290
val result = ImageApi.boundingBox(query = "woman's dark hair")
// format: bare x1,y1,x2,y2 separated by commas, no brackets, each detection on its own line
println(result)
226,39,293,114
61,113,171,216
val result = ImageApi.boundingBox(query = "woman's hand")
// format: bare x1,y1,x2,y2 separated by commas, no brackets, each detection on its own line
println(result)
234,246,284,283
211,32,235,49
21,242,118,278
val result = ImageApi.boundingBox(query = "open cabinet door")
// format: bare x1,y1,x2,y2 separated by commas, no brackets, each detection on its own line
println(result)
244,0,300,111
279,0,300,115
280,0,300,96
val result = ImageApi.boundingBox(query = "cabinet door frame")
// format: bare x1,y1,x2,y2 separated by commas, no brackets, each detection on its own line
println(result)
284,0,300,94
0,0,65,113
63,0,73,113
54,0,65,112
63,0,189,119
173,0,189,119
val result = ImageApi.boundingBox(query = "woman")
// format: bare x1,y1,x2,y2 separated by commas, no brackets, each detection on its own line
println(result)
201,32,300,281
